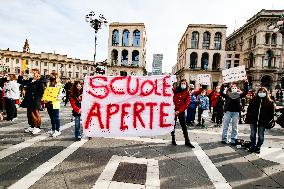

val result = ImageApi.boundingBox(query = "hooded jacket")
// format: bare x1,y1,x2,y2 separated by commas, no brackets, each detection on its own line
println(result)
3,80,20,100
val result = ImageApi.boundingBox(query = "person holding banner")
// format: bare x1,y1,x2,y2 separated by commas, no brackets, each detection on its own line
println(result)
70,81,83,141
220,80,249,145
186,85,198,127
21,69,47,134
44,73,63,137
172,79,195,148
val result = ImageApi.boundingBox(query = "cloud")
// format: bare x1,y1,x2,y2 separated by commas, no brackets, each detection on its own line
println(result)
0,0,283,73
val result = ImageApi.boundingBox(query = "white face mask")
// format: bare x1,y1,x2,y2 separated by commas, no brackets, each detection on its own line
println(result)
181,84,186,89
258,92,266,98
231,88,238,93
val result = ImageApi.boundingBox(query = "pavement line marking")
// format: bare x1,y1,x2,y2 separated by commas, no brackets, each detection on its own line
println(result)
257,147,284,164
8,138,88,189
93,155,159,189
186,129,284,140
191,142,232,189
0,122,74,160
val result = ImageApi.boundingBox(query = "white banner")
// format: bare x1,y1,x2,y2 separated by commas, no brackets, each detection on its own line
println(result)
222,65,247,83
82,75,176,137
197,74,211,85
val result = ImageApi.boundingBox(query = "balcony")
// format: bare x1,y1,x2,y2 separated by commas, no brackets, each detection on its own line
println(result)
121,60,128,66
131,61,139,67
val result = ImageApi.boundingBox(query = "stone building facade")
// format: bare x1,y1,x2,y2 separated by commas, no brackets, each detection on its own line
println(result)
172,24,227,89
0,39,94,80
107,22,147,76
226,9,284,90
152,54,163,75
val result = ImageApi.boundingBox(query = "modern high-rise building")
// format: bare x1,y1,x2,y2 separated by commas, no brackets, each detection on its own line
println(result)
152,54,163,75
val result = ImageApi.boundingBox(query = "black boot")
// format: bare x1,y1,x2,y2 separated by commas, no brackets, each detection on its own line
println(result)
171,131,177,146
185,141,195,148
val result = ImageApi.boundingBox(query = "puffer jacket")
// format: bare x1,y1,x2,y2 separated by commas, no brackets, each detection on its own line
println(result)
3,80,20,100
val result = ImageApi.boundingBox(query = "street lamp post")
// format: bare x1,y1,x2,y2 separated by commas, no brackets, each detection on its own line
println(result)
85,11,108,65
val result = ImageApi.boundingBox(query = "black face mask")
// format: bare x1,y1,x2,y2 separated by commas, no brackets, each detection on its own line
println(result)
50,77,56,82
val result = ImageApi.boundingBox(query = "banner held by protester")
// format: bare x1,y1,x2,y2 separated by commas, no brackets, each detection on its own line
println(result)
222,65,247,83
82,75,176,137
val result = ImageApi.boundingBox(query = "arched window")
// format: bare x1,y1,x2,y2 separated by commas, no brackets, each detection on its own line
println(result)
121,50,128,65
111,49,118,65
201,52,209,70
112,30,119,46
214,32,222,50
132,50,139,66
249,53,254,67
265,33,270,44
122,30,130,46
133,30,140,47
202,32,210,49
190,52,198,69
249,38,252,48
212,53,220,70
191,32,199,49
271,33,277,45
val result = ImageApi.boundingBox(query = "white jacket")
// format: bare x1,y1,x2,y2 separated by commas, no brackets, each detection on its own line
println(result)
3,80,20,100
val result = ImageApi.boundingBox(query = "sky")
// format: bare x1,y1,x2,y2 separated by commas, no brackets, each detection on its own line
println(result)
0,0,283,73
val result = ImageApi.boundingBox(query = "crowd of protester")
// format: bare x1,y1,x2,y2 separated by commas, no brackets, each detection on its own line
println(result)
0,72,283,152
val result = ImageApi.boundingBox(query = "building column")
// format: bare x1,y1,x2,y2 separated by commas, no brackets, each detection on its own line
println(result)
197,52,201,68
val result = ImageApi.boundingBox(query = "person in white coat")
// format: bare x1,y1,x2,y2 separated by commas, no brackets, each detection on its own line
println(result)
3,74,20,121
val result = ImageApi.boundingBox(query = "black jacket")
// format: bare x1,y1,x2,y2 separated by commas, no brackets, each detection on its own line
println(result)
220,83,249,112
21,76,47,110
245,97,275,128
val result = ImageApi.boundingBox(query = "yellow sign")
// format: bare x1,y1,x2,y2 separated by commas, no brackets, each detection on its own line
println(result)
42,87,60,102
22,59,27,71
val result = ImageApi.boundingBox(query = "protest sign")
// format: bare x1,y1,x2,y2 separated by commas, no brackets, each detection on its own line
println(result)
222,65,247,83
82,75,176,137
42,87,60,102
197,74,211,85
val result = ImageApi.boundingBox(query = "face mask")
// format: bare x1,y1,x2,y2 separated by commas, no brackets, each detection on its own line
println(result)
29,73,34,78
216,89,220,93
231,88,237,93
201,93,206,96
181,85,186,89
258,92,266,98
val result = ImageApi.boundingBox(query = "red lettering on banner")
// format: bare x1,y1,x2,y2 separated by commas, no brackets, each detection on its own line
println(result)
106,104,120,129
162,76,172,97
140,80,155,96
127,77,139,95
133,102,146,128
120,103,131,131
85,102,104,129
159,102,171,127
154,79,162,96
110,76,126,95
88,76,109,99
145,102,158,129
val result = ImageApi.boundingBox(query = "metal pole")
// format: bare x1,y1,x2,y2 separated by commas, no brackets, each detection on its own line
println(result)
94,33,97,64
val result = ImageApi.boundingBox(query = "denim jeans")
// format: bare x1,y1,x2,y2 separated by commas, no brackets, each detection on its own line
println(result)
222,111,239,143
250,124,265,148
74,116,81,138
186,107,196,123
47,107,60,131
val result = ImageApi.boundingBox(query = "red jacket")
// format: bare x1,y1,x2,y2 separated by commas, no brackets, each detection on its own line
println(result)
173,89,191,114
211,92,220,108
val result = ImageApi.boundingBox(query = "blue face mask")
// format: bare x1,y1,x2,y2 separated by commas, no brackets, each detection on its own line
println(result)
181,85,186,89
258,92,266,98
231,88,238,93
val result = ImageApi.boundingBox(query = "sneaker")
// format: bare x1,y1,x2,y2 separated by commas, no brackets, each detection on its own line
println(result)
47,130,55,136
75,136,81,141
52,131,61,137
24,126,34,133
32,128,41,134
13,117,18,120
